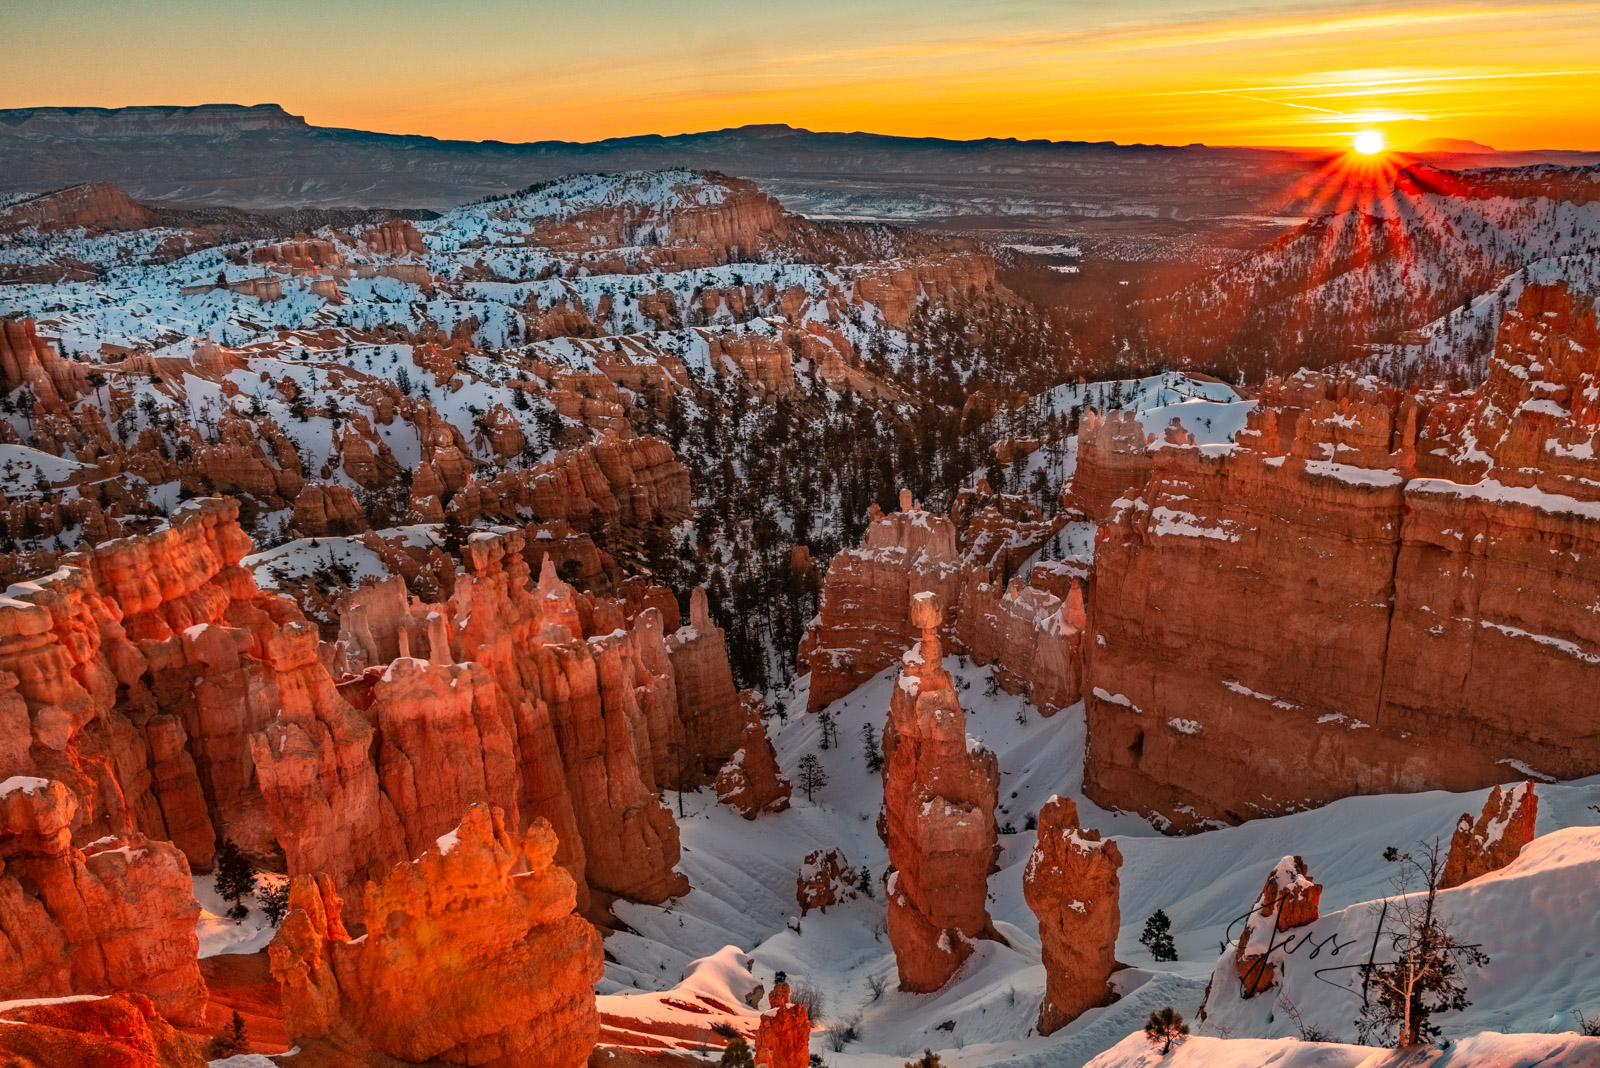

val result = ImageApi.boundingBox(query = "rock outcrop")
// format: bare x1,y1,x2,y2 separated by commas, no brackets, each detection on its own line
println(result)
0,993,206,1068
802,488,1078,717
1234,856,1322,997
269,805,603,1068
1022,795,1121,1034
1083,295,1600,829
0,496,719,923
716,695,791,819
668,588,746,779
1441,781,1539,889
753,986,810,1068
0,777,207,1025
881,592,1000,992
795,847,856,916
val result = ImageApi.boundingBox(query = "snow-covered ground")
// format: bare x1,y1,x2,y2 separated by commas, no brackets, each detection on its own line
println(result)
600,660,1600,1067
1084,1030,1600,1068
194,872,288,959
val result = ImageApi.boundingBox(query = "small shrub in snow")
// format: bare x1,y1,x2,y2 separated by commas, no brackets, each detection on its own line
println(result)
904,1051,943,1068
719,1036,753,1067
791,983,826,1024
861,723,884,772
1356,839,1489,1048
1144,1006,1189,1055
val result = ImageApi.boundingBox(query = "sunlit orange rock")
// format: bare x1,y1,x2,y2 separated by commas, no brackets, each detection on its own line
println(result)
268,804,603,1068
0,993,206,1068
0,778,207,1026
1023,796,1121,1034
716,696,791,819
1441,781,1538,889
1234,855,1322,997
881,592,1000,992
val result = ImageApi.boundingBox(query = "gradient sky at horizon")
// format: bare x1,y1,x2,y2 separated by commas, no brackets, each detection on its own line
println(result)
3,0,1598,150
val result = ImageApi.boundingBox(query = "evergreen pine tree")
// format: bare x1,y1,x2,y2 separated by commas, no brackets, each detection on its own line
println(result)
1140,910,1178,962
861,723,884,772
210,1010,248,1057
796,754,829,802
213,839,255,923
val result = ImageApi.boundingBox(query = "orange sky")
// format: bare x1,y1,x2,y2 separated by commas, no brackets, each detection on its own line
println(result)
2,0,1597,150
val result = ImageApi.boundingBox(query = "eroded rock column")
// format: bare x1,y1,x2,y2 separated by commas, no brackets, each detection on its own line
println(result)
881,591,1000,992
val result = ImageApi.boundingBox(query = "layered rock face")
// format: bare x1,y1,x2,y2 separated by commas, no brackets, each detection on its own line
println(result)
803,488,1080,716
1084,291,1600,827
851,254,997,330
0,777,206,1025
1441,781,1538,889
881,593,1000,992
668,588,745,779
1022,796,1121,1035
1234,856,1322,997
0,993,206,1068
1068,409,1156,520
269,805,604,1068
716,695,791,819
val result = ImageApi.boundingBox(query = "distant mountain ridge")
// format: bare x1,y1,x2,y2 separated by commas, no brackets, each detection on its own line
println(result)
0,102,1369,216
3,103,1596,220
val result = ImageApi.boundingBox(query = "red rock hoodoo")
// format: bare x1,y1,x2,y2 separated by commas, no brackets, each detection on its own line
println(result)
1440,781,1539,889
268,804,603,1068
881,591,1001,992
795,847,857,916
715,694,792,819
1022,795,1122,1035
0,777,207,1025
1234,855,1322,997
753,996,811,1068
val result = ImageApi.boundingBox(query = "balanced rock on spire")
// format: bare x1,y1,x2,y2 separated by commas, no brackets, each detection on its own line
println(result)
881,591,1001,992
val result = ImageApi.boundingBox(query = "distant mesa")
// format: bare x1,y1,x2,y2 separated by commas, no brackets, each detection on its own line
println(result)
1410,137,1497,154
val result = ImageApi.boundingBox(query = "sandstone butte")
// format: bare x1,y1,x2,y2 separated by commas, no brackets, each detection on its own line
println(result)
1022,795,1122,1035
1441,781,1539,889
269,804,604,1068
801,487,1083,716
715,692,792,819
0,993,207,1068
1080,281,1600,830
0,776,207,1025
1233,855,1322,997
881,591,1001,992
753,981,811,1068
0,490,744,953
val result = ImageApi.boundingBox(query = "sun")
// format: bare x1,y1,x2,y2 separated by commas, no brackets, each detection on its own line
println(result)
1353,129,1386,156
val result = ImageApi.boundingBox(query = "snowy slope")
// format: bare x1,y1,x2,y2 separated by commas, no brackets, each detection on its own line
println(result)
598,659,1600,1067
1084,1031,1600,1068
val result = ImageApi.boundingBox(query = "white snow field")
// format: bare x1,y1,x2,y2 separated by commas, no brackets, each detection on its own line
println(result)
600,659,1600,1067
